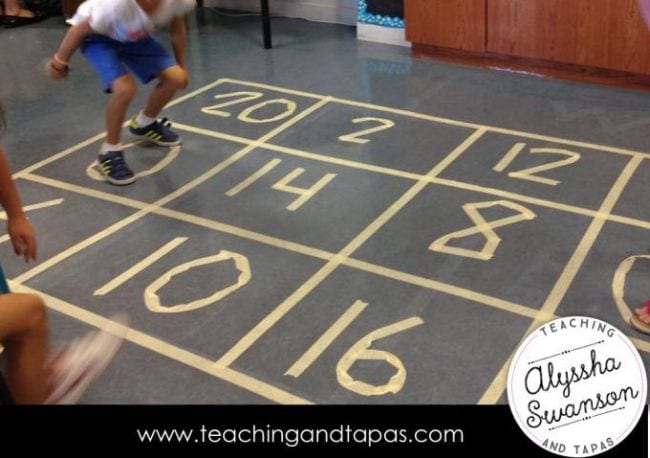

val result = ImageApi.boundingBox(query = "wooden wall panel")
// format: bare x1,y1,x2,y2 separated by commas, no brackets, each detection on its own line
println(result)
487,0,580,63
61,0,84,18
405,0,487,52
487,0,650,74
575,0,650,74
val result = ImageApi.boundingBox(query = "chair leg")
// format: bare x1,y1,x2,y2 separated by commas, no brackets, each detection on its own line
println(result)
0,371,15,405
261,0,272,49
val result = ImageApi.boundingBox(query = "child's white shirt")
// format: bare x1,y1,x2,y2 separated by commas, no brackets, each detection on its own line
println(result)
70,0,196,42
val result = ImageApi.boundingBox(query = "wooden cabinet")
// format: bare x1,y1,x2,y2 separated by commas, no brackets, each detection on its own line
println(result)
405,0,487,52
406,0,650,75
487,0,650,74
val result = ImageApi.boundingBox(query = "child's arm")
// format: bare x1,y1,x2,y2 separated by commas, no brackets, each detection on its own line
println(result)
47,19,94,80
0,147,36,261
169,16,189,88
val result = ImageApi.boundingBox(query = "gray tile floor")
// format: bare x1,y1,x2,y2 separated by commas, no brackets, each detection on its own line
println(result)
0,9,649,404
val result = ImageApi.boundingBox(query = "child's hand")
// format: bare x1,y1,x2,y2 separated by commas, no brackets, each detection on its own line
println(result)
8,215,37,262
46,58,69,81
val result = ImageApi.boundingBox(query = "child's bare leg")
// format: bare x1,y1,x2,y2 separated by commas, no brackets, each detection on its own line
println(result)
106,74,137,145
0,293,49,404
142,66,187,118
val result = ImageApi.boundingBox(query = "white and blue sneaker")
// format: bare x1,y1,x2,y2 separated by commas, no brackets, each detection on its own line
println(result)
97,150,136,186
45,314,128,405
128,116,181,146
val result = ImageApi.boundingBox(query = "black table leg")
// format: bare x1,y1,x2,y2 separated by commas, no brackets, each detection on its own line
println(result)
0,372,14,405
261,0,272,49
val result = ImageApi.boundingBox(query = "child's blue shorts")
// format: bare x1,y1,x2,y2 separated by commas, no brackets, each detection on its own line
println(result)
81,34,176,93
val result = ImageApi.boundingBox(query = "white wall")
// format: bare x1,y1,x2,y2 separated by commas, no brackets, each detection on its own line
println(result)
204,0,357,25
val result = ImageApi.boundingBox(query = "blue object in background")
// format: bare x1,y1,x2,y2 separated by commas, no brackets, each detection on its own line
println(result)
0,262,9,294
0,261,14,405
358,0,405,28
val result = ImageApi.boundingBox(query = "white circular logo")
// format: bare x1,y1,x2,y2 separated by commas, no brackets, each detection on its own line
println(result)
507,316,647,457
